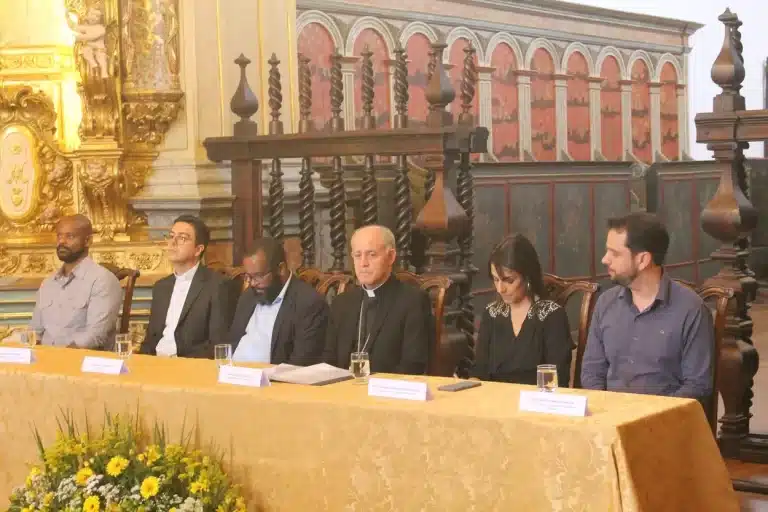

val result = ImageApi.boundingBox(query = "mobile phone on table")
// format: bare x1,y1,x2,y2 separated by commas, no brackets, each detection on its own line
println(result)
438,380,482,392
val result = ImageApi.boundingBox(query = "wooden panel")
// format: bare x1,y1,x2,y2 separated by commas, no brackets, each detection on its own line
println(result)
473,184,507,292
509,183,551,270
593,182,630,276
553,183,590,277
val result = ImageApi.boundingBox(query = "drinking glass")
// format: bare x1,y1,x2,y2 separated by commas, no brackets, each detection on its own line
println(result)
17,328,37,347
214,344,233,367
114,334,132,359
349,351,370,382
537,364,558,392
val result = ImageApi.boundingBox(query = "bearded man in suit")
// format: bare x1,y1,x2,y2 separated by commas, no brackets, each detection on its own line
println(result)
323,225,434,375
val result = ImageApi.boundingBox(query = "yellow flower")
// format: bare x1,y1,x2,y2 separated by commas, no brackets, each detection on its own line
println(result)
21,508,30,512
43,492,54,505
83,495,100,512
76,467,94,486
106,456,129,477
146,445,161,465
140,476,159,499
190,481,203,495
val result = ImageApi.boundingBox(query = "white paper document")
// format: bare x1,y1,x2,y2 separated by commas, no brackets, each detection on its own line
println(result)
519,390,588,417
81,356,127,375
262,363,302,379
269,363,353,385
0,347,34,364
218,365,270,387
368,377,431,401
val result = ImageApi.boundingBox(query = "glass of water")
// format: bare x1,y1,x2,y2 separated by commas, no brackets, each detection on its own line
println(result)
18,328,37,348
114,334,132,359
214,344,233,367
537,364,558,392
350,351,370,383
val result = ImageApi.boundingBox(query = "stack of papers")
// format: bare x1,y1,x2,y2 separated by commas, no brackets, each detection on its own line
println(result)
265,363,353,385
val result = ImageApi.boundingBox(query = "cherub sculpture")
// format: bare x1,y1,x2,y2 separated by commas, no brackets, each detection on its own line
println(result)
67,6,110,80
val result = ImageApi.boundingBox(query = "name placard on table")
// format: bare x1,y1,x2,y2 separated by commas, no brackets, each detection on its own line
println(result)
218,365,270,388
519,390,588,417
0,347,34,365
368,377,431,401
81,356,127,375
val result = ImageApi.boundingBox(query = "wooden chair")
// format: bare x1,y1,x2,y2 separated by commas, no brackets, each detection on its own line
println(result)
296,267,354,300
673,279,733,436
101,263,140,335
395,270,453,376
542,273,600,389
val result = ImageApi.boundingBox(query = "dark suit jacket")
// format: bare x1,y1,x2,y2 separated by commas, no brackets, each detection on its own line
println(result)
323,275,433,375
228,276,329,365
140,265,231,358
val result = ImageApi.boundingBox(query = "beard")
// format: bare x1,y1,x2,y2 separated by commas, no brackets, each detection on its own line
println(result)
57,245,86,264
251,278,284,304
610,266,639,287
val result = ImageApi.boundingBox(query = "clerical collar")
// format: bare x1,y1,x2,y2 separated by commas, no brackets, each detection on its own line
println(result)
362,274,395,297
174,263,199,282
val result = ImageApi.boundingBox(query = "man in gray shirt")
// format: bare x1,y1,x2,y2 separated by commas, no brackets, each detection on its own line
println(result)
30,215,122,349
581,213,714,401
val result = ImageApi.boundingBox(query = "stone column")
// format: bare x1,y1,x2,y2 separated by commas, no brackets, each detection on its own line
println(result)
477,66,494,161
649,81,662,161
677,84,688,158
554,74,570,160
588,77,603,159
620,79,633,160
515,71,534,159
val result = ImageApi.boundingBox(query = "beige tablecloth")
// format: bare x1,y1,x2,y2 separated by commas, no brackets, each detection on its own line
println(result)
0,346,738,511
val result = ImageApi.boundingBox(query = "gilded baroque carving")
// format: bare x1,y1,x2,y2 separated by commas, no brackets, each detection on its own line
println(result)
0,87,75,237
0,248,21,275
73,151,128,241
22,254,56,274
129,251,161,271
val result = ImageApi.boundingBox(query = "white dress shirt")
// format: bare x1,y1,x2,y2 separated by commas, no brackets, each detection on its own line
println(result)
232,274,292,363
155,263,199,357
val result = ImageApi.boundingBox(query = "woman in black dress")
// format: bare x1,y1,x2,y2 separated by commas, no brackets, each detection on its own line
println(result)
470,234,573,386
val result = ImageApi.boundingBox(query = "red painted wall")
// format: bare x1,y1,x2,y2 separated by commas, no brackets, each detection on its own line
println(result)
566,52,591,161
600,56,623,161
490,43,519,161
405,33,431,127
531,48,557,161
660,63,680,160
631,60,652,163
297,23,334,132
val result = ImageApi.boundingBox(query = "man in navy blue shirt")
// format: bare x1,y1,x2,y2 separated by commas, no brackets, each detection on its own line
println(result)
581,213,714,401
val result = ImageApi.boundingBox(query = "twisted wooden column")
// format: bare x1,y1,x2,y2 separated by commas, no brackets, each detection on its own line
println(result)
360,46,378,226
424,49,438,201
329,49,347,271
297,54,316,267
267,53,285,240
393,43,412,269
697,9,758,458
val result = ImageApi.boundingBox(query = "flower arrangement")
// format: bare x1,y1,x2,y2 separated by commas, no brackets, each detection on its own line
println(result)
8,411,246,512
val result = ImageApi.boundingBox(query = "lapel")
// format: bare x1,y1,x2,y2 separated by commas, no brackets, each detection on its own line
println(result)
177,266,207,328
364,276,397,352
154,277,175,331
270,278,294,358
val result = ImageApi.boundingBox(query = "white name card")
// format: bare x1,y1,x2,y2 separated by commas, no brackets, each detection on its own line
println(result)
519,390,588,417
368,377,431,401
0,347,34,364
218,365,270,388
81,356,127,375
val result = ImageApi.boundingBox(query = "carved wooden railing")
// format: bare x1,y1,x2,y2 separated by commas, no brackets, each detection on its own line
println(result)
694,8,768,463
203,43,488,376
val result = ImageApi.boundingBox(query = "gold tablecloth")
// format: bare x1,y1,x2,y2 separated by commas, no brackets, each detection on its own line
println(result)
0,347,738,511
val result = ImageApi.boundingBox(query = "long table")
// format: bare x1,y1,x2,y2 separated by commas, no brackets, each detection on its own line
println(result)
0,347,738,511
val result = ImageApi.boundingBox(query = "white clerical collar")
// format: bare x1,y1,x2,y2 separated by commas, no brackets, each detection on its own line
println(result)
174,262,199,282
362,280,385,297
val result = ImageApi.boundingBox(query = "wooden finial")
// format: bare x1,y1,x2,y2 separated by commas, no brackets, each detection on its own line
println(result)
360,45,375,130
330,48,344,132
268,53,283,135
393,42,409,129
298,53,314,134
459,43,477,125
425,42,455,128
230,54,259,137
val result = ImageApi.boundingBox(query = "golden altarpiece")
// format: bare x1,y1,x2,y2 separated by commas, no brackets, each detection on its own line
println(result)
0,0,184,337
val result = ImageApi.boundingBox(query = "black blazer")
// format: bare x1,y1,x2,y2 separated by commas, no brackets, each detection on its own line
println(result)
140,265,231,358
323,275,433,375
470,298,573,386
228,276,329,365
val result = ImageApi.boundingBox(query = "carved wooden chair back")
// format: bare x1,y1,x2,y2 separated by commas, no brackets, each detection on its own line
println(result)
296,267,354,302
542,273,600,389
100,263,141,335
673,278,733,436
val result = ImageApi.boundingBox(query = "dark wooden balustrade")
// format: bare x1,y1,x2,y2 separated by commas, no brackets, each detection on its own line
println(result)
203,42,488,377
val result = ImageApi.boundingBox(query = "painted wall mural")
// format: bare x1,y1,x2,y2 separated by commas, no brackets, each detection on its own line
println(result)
660,62,680,160
566,52,591,161
631,59,652,163
352,29,391,130
600,56,623,161
404,33,431,127
530,48,557,161
490,43,519,162
297,23,334,132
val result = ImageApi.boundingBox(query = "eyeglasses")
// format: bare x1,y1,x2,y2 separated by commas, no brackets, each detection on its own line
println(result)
245,271,273,283
164,233,192,245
